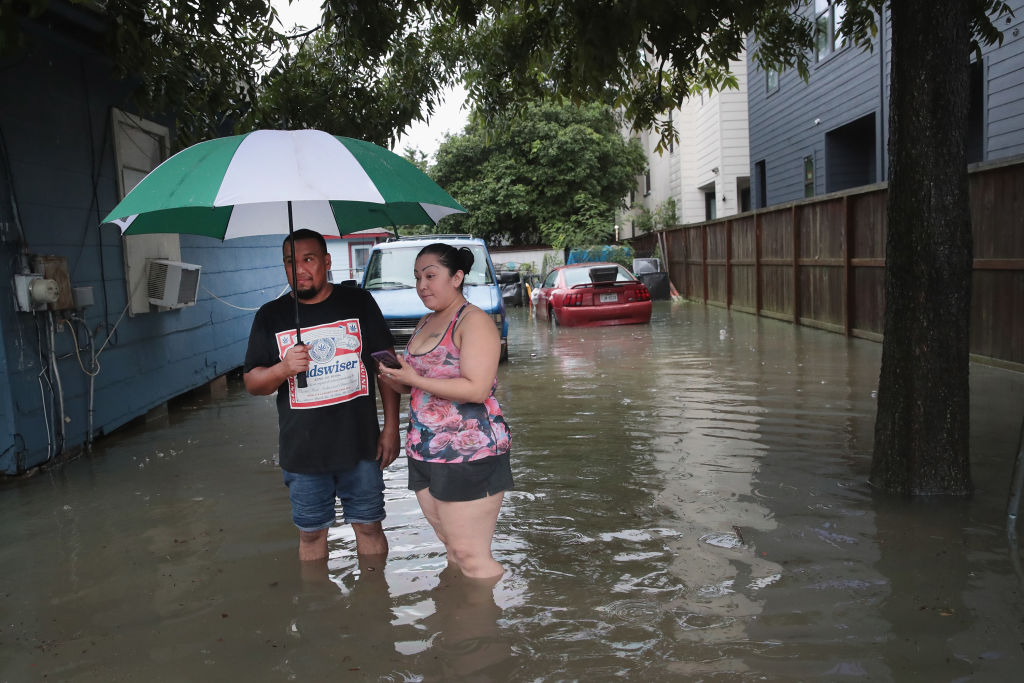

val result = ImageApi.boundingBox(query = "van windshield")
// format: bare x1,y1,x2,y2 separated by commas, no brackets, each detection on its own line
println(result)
363,245,495,290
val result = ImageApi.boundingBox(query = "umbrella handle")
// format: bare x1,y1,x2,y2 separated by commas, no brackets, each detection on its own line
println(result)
294,337,305,389
287,202,308,389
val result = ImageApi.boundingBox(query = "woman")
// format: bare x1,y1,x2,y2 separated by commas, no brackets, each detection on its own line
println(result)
378,243,512,579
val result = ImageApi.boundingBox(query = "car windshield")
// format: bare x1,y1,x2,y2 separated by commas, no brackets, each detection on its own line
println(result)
363,244,495,290
562,265,634,288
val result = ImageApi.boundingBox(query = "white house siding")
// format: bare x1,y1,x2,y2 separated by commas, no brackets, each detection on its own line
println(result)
619,51,750,236
719,58,751,216
694,91,722,216
677,104,702,223
648,127,675,212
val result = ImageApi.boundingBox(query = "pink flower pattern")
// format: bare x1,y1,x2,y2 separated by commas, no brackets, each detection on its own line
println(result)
403,307,511,463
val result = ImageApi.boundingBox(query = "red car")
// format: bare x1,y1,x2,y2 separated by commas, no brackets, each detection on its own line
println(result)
534,262,652,327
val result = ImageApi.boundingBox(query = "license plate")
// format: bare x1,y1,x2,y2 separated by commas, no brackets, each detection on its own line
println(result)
599,293,618,303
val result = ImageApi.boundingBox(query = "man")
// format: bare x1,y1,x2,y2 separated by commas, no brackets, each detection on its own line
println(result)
244,229,401,562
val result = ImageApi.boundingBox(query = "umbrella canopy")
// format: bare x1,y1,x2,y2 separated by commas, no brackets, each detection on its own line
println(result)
101,129,465,389
102,129,465,237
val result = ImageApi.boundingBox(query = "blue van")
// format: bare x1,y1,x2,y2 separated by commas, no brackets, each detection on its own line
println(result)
360,235,509,361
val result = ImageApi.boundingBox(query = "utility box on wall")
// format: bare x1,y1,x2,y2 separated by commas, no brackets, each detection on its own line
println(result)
31,254,74,310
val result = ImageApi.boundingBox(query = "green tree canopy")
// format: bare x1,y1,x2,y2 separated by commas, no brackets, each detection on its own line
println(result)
429,102,646,248
7,1,1009,150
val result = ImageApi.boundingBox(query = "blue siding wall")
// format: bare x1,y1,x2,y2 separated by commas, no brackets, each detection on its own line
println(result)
987,8,1024,158
747,2,1024,207
747,6,889,207
0,9,285,473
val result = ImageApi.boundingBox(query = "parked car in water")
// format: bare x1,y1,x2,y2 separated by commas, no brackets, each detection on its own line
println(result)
497,270,529,308
534,262,652,327
358,234,509,361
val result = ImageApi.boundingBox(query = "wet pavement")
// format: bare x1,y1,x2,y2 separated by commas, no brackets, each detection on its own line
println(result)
2,302,1023,681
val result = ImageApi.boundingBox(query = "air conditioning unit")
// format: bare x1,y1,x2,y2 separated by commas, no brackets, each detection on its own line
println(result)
147,259,201,308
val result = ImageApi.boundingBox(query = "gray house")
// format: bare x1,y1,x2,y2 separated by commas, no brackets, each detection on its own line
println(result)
747,0,1024,208
0,3,285,474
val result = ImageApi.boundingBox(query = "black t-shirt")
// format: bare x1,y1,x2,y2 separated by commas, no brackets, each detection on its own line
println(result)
243,285,394,474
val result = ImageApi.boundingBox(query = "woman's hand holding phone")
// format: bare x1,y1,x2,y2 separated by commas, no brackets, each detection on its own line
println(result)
373,349,413,392
371,349,401,369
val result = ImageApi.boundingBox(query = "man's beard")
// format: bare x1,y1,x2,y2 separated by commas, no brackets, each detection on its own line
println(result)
295,284,321,300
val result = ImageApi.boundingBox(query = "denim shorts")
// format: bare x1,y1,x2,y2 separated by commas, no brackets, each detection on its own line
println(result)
282,459,386,531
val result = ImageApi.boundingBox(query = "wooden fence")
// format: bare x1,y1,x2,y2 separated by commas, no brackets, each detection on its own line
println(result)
630,155,1024,370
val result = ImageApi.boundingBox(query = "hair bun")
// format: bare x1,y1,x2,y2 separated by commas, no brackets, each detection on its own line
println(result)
459,247,475,272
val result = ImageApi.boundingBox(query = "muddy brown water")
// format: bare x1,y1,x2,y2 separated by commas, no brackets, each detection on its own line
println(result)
2,302,1023,681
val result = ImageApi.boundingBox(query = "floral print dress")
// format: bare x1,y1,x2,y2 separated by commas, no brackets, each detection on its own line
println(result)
405,303,511,463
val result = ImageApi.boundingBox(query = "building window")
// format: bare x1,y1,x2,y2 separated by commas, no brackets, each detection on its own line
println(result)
352,244,371,271
737,176,751,213
112,108,177,316
644,168,651,196
766,70,779,93
804,156,815,198
815,0,846,61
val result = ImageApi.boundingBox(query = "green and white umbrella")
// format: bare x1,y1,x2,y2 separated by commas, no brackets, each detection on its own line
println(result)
102,128,465,387
102,128,465,237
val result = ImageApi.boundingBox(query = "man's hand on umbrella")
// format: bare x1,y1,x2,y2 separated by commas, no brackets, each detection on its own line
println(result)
282,343,310,377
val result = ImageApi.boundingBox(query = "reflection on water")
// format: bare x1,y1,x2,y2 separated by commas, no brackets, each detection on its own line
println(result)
2,302,1023,680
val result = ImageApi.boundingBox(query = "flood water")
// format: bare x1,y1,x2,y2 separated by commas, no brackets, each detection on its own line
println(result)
3,302,1024,681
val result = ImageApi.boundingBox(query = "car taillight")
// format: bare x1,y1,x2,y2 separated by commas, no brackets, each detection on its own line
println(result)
636,285,651,301
565,292,584,306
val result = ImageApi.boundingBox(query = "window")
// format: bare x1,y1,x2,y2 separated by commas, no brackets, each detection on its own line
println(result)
644,168,652,196
804,156,815,198
815,1,846,61
737,176,751,213
112,108,175,315
766,70,779,93
351,244,371,271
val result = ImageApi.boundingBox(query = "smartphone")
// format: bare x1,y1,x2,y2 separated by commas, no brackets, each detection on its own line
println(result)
371,349,402,369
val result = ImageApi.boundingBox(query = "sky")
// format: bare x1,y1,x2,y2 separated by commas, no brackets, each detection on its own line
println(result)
270,0,470,158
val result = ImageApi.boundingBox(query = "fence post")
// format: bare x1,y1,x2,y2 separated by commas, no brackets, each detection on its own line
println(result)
702,225,709,303
725,219,733,309
791,205,800,324
755,212,762,314
843,195,852,336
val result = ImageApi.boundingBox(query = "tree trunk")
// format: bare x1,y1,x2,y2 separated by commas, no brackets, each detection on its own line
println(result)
870,1,974,495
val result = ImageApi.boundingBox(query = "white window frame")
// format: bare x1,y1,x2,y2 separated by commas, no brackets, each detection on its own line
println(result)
111,108,177,315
